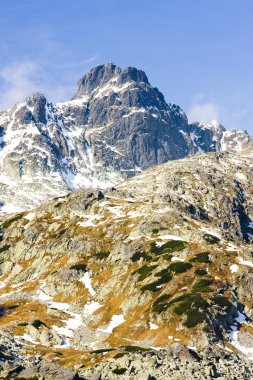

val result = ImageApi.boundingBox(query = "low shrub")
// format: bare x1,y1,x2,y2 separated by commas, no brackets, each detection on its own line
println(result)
190,252,210,263
152,293,171,313
52,229,66,238
141,273,172,293
1,213,24,229
112,368,127,375
184,309,205,328
113,352,128,359
96,251,110,260
70,263,87,271
167,293,191,307
168,262,192,274
0,244,11,253
203,234,220,244
31,319,45,329
195,269,207,276
132,265,157,281
121,345,150,352
163,254,172,261
213,296,231,307
131,251,152,262
54,202,62,208
150,240,186,255
173,293,209,327
192,279,212,293
91,348,115,354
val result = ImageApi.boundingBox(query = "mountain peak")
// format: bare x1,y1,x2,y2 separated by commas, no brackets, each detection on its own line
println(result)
74,62,121,98
118,66,150,85
73,63,150,99
24,92,48,124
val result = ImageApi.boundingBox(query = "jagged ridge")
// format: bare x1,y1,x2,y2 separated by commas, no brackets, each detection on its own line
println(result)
0,63,251,213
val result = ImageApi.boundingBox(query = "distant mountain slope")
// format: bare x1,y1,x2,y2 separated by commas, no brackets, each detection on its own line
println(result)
0,148,253,377
0,63,251,212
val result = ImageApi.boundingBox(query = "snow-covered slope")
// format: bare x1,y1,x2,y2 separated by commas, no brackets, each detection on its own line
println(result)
0,63,251,213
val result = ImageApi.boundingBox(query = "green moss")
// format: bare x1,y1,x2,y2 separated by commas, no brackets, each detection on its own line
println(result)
131,251,152,262
168,262,193,274
150,240,186,255
132,265,157,281
0,244,11,253
69,263,87,271
195,269,207,276
190,252,210,263
1,213,24,229
192,279,212,293
203,234,220,244
112,368,127,375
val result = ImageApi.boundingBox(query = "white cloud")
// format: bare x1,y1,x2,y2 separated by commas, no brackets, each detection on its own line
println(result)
188,101,220,124
0,55,99,111
59,55,98,69
0,60,44,111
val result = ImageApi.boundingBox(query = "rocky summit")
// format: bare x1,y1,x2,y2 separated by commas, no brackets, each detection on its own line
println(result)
1,147,253,378
0,63,251,213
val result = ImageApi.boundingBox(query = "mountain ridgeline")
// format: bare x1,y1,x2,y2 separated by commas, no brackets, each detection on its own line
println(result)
0,63,251,212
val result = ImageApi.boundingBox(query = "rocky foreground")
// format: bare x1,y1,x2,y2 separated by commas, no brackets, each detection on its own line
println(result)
1,341,253,379
0,149,253,378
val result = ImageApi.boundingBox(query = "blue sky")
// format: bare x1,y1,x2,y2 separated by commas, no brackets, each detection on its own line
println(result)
0,0,253,132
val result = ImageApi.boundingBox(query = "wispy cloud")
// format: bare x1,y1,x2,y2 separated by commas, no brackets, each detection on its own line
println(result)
187,95,252,132
59,55,99,69
0,60,43,110
0,55,98,111
188,102,220,123
188,99,220,124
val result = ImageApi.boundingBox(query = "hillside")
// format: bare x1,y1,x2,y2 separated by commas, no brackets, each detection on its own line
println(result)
0,148,253,378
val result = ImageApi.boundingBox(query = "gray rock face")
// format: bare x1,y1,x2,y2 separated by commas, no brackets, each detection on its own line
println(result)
38,360,79,380
0,63,251,212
